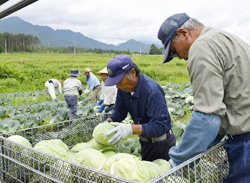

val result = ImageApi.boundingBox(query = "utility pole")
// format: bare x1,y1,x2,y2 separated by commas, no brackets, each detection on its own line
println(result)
140,42,141,55
5,38,7,54
74,40,76,55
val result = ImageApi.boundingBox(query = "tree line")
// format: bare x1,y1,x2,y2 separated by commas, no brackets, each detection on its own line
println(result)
0,32,164,55
0,32,40,53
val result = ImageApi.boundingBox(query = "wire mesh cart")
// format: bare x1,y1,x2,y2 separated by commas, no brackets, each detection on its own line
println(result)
0,114,229,183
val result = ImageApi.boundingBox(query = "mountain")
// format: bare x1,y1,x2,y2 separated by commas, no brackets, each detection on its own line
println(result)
0,17,162,52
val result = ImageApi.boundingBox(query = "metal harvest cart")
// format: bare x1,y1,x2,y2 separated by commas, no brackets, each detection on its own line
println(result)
0,114,229,183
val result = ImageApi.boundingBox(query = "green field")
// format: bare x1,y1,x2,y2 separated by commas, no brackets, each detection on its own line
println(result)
0,53,190,93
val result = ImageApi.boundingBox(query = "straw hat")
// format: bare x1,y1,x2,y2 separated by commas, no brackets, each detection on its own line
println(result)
84,68,92,73
96,67,108,76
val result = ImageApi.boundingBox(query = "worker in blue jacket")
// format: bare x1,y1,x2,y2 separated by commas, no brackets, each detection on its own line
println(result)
105,54,176,161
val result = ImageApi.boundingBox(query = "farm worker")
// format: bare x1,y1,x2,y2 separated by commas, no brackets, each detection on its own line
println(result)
95,67,117,114
84,67,101,103
105,54,176,161
158,13,250,182
44,79,63,99
63,69,83,121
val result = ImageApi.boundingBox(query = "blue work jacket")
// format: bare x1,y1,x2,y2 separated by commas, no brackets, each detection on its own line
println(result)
109,73,172,138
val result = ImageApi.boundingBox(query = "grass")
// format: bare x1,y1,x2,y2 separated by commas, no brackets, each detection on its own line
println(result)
0,53,190,93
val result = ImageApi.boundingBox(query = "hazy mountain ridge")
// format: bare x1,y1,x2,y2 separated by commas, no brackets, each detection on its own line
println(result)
0,17,162,52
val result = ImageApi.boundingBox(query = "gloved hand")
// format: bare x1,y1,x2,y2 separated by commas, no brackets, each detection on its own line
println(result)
107,122,133,144
96,99,103,106
97,104,105,113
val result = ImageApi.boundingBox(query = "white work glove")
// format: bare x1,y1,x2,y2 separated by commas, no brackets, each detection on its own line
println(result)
107,122,133,144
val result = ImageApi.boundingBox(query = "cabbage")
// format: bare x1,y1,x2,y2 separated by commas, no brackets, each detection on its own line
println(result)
6,135,32,181
70,142,92,152
36,139,68,150
153,159,170,173
34,142,67,158
73,149,106,170
90,139,116,151
101,149,117,159
7,135,32,148
102,153,151,183
142,160,163,179
83,89,90,96
65,150,77,161
34,141,68,170
92,122,115,145
94,106,100,112
6,135,32,164
51,160,78,183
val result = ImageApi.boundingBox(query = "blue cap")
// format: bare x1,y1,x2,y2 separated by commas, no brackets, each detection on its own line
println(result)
105,54,133,86
158,13,189,63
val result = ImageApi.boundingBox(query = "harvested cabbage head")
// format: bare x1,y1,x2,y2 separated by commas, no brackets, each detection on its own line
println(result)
102,153,151,183
7,135,32,147
51,160,78,183
65,150,77,161
152,159,170,173
6,135,32,165
101,149,117,159
90,139,116,151
33,141,68,170
71,142,92,152
73,149,106,170
141,161,163,179
36,139,69,150
92,122,116,145
34,142,68,158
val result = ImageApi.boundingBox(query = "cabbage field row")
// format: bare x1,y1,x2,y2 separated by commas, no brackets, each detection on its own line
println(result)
0,83,194,143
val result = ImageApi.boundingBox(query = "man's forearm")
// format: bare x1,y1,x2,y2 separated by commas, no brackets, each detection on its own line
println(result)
131,124,142,135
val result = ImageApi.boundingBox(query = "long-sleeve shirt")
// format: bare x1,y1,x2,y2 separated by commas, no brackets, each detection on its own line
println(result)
188,26,250,136
100,81,117,105
47,79,62,95
109,73,172,138
86,74,100,91
63,77,82,96
169,26,250,168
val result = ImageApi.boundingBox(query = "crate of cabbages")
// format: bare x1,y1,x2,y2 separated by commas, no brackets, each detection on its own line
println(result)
0,114,229,183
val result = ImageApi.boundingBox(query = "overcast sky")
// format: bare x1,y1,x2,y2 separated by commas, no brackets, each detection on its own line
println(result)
1,0,250,45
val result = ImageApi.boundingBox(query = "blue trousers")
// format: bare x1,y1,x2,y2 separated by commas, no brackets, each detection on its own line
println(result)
64,95,77,120
105,105,115,113
223,132,250,183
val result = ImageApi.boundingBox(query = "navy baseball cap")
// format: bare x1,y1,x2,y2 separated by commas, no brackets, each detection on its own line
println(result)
105,54,133,86
158,13,190,63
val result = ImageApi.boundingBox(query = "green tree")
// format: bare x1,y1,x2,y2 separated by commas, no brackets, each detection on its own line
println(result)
149,44,161,55
95,48,103,54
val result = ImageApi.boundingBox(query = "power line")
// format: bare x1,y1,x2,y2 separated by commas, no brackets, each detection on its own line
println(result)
0,0,38,19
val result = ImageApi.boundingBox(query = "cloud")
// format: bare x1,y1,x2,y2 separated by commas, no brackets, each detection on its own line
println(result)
2,0,250,45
